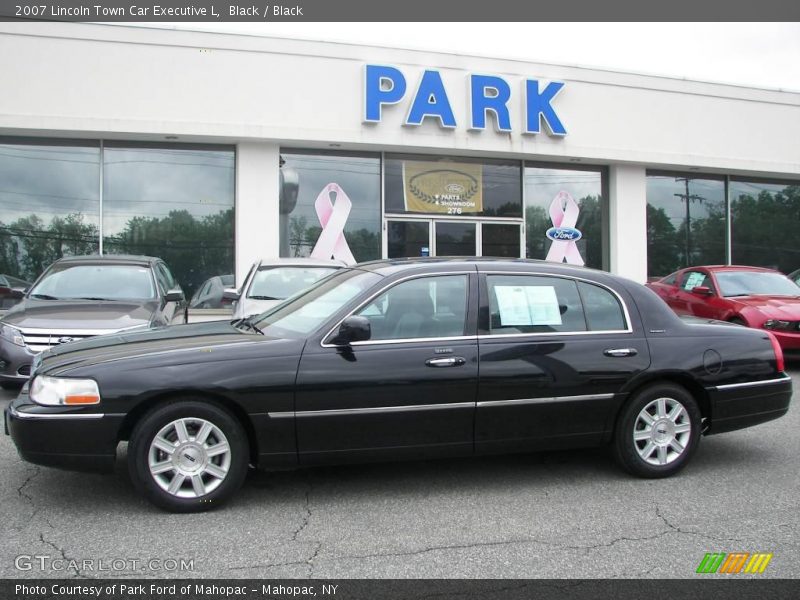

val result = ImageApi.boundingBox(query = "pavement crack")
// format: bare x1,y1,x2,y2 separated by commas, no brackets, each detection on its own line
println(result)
340,538,532,561
16,467,41,524
291,477,313,542
38,532,91,579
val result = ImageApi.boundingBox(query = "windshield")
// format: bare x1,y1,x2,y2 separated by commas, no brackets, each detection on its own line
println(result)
251,269,382,339
247,266,339,300
716,271,800,297
29,264,156,300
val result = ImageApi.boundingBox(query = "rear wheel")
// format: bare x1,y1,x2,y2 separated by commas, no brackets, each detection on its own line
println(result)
128,400,248,512
613,383,701,478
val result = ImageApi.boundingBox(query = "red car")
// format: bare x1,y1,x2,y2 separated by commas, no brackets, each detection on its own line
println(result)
646,265,800,353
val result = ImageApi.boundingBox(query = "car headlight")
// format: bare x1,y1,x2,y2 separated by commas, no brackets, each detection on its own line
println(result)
0,322,25,347
29,375,101,406
763,319,793,331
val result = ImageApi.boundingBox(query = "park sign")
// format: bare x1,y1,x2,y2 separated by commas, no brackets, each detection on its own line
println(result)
363,64,567,136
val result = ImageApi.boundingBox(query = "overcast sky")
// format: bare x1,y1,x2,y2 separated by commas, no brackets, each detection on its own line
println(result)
122,22,800,92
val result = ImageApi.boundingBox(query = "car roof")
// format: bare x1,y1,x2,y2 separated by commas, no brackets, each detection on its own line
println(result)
351,257,614,279
256,258,347,268
702,265,781,274
53,254,158,266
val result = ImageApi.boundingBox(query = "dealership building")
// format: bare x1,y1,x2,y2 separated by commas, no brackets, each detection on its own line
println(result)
0,22,799,297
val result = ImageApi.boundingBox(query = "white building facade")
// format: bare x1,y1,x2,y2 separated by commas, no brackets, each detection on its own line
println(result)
1,22,798,296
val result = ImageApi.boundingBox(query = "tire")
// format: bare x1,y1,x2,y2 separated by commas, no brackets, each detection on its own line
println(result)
613,383,702,478
1,381,23,391
128,400,249,512
729,317,747,326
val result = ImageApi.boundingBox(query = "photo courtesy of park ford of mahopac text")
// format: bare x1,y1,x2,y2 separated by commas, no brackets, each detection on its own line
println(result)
1,2,799,600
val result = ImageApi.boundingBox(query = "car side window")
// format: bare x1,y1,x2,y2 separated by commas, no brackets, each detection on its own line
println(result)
356,275,468,341
157,263,177,291
577,281,627,331
680,271,709,292
487,275,587,334
663,272,678,286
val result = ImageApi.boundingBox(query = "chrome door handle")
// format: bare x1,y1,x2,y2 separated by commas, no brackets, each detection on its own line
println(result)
425,357,466,367
604,348,638,357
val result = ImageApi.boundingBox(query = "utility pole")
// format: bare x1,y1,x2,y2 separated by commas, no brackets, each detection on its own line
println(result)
674,177,704,266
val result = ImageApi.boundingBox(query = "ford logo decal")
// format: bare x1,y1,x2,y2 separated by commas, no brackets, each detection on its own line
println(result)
57,336,75,344
546,226,582,242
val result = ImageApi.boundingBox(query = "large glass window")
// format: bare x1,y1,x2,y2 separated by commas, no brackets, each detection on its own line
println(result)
102,143,235,297
646,174,726,278
0,140,100,284
385,154,522,218
731,180,800,273
524,165,605,269
280,151,381,263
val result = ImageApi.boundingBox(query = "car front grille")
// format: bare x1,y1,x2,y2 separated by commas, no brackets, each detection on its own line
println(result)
18,327,115,353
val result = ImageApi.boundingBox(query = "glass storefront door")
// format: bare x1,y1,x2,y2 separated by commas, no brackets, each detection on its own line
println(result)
385,219,522,258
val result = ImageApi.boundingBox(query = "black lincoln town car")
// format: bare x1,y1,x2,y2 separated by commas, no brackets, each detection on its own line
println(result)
5,259,792,512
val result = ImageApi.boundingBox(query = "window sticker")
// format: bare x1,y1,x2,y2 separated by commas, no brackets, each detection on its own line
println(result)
684,272,705,291
494,285,563,326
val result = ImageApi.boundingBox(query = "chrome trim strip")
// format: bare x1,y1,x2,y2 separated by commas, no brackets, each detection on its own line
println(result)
351,335,476,347
269,401,475,419
477,393,615,408
479,330,630,340
713,376,792,391
8,406,105,420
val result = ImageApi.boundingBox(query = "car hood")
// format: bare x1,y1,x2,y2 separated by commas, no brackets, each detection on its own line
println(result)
728,295,800,319
37,320,286,376
2,298,157,330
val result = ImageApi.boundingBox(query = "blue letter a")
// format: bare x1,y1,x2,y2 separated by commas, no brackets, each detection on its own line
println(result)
405,70,457,128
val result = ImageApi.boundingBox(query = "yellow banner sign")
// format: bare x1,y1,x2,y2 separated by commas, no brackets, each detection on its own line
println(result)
403,161,483,214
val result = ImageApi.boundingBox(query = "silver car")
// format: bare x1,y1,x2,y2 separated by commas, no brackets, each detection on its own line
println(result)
227,258,345,319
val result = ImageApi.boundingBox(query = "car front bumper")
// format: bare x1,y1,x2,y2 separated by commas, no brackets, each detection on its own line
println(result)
4,389,123,473
768,329,800,352
706,374,792,435
0,338,36,383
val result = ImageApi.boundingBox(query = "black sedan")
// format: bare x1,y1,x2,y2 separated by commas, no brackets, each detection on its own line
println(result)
5,259,792,512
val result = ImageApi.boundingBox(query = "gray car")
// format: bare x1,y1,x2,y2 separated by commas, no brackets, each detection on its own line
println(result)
227,258,345,319
0,255,186,389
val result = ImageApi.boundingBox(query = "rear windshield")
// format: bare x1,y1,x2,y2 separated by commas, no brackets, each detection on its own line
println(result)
247,266,339,300
29,264,156,300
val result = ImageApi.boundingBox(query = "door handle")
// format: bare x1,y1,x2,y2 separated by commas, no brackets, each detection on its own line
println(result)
603,348,638,358
425,357,466,367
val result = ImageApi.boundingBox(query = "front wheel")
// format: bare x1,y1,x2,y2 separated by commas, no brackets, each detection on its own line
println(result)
128,400,249,512
613,383,702,478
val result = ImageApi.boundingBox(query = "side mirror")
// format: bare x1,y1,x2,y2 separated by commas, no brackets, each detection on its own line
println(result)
691,285,713,296
223,288,241,301
331,316,371,345
165,288,185,302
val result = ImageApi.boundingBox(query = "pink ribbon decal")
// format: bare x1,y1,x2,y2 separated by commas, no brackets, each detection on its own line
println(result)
545,190,584,266
310,183,356,264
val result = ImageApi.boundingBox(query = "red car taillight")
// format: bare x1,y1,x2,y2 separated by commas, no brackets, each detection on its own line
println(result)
765,331,785,373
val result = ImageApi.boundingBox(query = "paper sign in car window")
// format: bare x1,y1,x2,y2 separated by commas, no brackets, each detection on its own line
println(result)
495,285,562,326
684,272,705,291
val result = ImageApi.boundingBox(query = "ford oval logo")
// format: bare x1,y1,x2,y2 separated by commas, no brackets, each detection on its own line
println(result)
444,183,465,194
546,226,582,242
57,336,75,344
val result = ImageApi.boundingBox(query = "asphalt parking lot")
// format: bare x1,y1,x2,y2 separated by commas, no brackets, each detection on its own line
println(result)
1,368,798,580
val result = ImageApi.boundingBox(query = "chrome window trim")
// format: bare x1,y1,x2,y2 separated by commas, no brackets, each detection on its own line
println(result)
477,393,615,408
320,270,475,348
713,375,791,391
481,270,634,337
269,401,475,419
8,406,105,420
